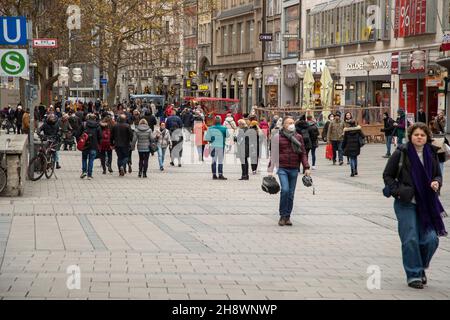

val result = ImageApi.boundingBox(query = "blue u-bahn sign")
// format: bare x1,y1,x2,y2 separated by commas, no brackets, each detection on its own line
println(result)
0,17,28,46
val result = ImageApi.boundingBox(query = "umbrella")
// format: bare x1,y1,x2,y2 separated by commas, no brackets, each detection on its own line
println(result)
320,66,333,111
302,68,315,110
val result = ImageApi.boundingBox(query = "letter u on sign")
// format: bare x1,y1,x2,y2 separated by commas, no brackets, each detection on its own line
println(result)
0,17,27,45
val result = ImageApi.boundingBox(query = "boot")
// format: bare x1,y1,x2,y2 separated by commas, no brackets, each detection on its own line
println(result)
108,165,113,173
138,170,142,178
128,163,132,173
143,172,147,178
350,170,355,177
56,162,61,169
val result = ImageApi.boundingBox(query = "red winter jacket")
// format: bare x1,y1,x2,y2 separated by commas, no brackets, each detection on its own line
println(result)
99,126,112,151
268,131,310,173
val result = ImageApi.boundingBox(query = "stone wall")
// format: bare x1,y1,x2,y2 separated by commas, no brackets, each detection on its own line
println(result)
0,135,28,197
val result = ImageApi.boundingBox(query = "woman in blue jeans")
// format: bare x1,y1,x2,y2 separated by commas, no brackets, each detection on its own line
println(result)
268,117,311,226
383,122,447,289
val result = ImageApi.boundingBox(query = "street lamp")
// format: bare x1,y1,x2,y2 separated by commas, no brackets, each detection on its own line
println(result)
296,63,306,109
254,67,262,106
59,66,70,113
273,66,281,107
236,70,244,104
412,50,426,122
72,67,83,104
217,72,225,98
362,55,375,110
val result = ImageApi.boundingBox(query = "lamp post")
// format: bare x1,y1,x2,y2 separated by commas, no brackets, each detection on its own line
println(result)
362,55,375,110
411,50,426,122
254,67,262,107
217,72,225,98
72,67,83,104
273,66,281,107
59,66,70,113
236,70,244,108
176,74,183,104
296,63,306,109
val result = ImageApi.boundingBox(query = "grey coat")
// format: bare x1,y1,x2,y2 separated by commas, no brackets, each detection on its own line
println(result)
132,124,155,152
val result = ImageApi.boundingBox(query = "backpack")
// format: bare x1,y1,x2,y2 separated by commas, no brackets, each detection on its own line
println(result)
76,124,93,151
300,128,312,150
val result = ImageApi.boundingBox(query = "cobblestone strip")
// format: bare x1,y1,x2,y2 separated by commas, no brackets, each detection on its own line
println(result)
77,215,107,251
145,216,214,253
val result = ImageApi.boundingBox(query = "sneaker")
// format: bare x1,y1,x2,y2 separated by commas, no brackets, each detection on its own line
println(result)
284,218,293,226
383,154,391,158
160,167,164,171
178,164,182,167
422,271,427,285
218,175,227,180
87,176,92,180
80,172,87,179
252,171,257,175
339,161,344,166
311,166,316,170
278,217,286,226
408,280,424,289
212,174,218,180
354,171,358,176
170,162,175,166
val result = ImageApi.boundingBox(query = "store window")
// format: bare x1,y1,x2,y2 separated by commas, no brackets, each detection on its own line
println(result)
307,0,382,49
285,5,299,58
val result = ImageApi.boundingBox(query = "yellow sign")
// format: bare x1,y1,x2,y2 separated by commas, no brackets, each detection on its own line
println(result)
186,79,191,88
189,71,197,78
199,84,209,91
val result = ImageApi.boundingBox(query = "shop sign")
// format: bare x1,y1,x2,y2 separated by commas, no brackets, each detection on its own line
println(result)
259,33,273,41
334,84,344,91
346,59,390,71
265,75,277,85
426,76,442,87
441,33,450,51
199,84,209,91
297,59,325,73
381,82,391,89
283,34,298,39
391,52,400,74
394,0,436,38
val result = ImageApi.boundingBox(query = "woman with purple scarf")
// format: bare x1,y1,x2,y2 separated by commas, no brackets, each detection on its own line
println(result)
383,122,447,289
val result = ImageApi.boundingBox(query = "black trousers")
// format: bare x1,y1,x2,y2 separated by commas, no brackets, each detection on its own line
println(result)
240,158,249,177
99,150,113,170
138,152,150,174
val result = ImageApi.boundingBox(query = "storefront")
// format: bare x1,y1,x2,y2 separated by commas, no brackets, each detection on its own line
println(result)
338,53,392,108
395,49,442,123
297,59,326,108
263,65,280,107
283,64,299,106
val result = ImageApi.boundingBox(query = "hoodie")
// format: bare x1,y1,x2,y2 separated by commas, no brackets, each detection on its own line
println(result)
132,124,154,152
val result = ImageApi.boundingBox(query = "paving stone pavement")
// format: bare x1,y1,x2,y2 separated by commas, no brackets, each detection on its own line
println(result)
0,140,449,300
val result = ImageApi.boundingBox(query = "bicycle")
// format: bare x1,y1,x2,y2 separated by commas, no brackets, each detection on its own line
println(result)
0,115,16,134
0,138,11,193
28,134,61,181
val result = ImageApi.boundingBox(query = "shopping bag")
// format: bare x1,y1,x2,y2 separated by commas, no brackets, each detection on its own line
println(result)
325,143,333,160
203,144,210,158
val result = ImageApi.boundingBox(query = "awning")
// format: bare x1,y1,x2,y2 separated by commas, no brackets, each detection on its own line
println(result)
310,0,363,14
216,4,254,20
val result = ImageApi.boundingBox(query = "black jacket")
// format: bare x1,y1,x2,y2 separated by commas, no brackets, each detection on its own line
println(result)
342,126,365,157
111,122,133,148
15,110,24,125
39,120,60,138
80,120,102,151
383,143,442,203
295,120,312,150
381,117,395,136
322,121,331,142
181,111,194,128
416,111,426,123
307,122,320,148
143,113,157,131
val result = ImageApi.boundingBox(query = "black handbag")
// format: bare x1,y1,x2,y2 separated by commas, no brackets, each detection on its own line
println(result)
262,176,280,194
382,151,404,198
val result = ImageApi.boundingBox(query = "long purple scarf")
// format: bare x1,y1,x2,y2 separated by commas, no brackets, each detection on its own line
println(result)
407,143,448,236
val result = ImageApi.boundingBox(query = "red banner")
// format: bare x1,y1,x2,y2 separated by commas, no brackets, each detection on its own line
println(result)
395,0,428,37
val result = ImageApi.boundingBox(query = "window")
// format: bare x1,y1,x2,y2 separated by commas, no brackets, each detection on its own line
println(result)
232,24,237,54
284,5,299,58
228,25,233,54
267,0,273,16
166,20,170,34
222,27,226,55
237,23,243,53
249,21,254,51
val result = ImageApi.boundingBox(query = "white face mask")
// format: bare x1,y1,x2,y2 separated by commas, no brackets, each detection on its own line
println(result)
287,124,296,132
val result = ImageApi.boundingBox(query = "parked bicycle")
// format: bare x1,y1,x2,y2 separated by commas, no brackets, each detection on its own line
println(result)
0,138,11,193
28,134,61,181
0,115,16,134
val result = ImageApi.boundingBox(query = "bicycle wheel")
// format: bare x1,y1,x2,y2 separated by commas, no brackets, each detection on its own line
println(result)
45,156,55,179
28,155,46,181
0,169,6,193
